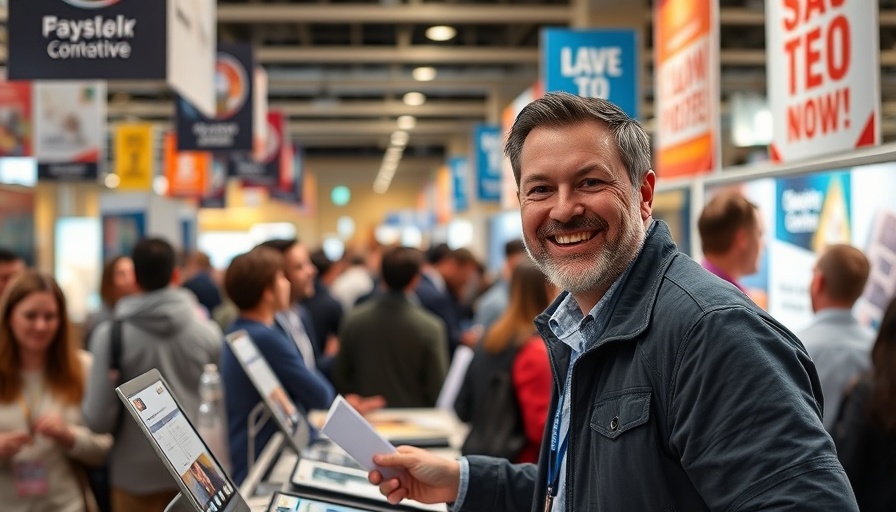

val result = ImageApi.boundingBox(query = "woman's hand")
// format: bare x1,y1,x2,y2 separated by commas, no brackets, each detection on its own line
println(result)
368,445,461,505
0,431,32,459
33,414,75,449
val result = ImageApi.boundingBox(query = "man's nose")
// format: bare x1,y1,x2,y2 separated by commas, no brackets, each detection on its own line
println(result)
550,190,586,223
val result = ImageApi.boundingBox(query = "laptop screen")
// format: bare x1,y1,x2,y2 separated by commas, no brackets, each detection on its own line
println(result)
127,379,236,512
227,330,306,441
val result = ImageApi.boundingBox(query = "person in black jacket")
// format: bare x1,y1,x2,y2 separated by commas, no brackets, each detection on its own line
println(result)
834,296,896,512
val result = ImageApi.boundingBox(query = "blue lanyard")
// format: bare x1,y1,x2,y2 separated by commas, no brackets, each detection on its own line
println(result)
546,388,569,507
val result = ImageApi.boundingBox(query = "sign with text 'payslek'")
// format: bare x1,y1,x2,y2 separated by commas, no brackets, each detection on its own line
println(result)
541,28,639,119
8,0,215,118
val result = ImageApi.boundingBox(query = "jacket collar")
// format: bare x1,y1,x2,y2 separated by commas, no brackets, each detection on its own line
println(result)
535,220,680,349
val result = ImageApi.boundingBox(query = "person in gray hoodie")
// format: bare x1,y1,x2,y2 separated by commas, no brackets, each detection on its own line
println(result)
83,237,222,512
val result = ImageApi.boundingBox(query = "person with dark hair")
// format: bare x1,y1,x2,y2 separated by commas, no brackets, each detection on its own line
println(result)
697,190,764,293
257,238,329,374
219,246,335,485
0,247,26,299
0,271,111,512
181,250,223,316
415,245,479,357
83,256,138,345
798,244,875,431
303,248,344,367
834,295,896,511
83,237,221,512
333,247,448,407
468,239,528,343
367,93,856,511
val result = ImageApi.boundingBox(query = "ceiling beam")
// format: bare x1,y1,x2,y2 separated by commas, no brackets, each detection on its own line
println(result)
255,46,538,64
215,4,571,24
107,99,487,118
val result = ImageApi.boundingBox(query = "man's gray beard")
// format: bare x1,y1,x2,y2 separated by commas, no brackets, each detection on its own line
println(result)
525,217,645,297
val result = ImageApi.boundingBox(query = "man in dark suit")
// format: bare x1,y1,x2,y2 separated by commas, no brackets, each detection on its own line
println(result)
414,244,478,358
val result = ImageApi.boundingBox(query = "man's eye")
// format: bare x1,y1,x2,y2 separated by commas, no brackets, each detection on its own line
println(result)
528,186,549,195
582,178,603,187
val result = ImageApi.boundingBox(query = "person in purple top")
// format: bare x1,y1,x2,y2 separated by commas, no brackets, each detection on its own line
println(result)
697,190,764,294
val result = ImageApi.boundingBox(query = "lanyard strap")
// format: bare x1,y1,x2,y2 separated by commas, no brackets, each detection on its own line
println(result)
546,390,569,498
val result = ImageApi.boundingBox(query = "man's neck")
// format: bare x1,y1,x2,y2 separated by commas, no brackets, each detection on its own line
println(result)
239,306,275,325
703,255,742,282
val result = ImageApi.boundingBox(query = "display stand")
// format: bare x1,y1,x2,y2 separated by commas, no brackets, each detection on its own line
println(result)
246,401,272,474
163,493,193,512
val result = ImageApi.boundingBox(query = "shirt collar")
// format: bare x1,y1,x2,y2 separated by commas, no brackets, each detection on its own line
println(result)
547,220,655,353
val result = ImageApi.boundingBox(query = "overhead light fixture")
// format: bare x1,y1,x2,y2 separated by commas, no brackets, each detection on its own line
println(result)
397,115,416,130
426,25,456,42
403,92,426,106
390,131,409,147
412,66,437,82
104,173,121,189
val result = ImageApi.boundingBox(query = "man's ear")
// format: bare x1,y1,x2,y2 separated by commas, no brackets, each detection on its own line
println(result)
639,170,656,220
810,270,824,296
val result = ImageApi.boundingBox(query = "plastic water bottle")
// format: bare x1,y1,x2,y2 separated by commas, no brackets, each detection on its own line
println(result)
198,363,231,474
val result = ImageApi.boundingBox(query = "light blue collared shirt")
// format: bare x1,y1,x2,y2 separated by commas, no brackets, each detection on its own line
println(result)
452,221,654,511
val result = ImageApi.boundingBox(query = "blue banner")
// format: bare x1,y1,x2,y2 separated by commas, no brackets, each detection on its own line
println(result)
176,43,254,151
473,124,502,202
449,156,469,213
541,28,639,118
776,171,852,252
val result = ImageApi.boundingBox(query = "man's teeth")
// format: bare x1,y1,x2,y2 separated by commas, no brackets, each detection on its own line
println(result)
555,232,594,245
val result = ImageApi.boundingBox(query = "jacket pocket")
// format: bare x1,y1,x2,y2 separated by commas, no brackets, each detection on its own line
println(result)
590,388,651,440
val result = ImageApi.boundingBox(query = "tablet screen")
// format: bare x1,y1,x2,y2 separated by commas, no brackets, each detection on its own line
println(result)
128,380,235,512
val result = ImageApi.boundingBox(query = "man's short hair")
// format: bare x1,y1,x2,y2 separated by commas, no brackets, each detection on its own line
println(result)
504,239,525,258
504,92,652,188
310,248,334,275
698,191,759,255
224,247,284,310
426,243,452,265
257,238,299,255
381,247,423,292
816,244,870,304
0,248,22,264
132,237,176,291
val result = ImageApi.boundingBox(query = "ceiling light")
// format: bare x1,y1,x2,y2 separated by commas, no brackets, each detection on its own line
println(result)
397,115,416,130
390,131,409,147
104,173,121,189
403,92,426,106
425,25,456,42
412,66,437,82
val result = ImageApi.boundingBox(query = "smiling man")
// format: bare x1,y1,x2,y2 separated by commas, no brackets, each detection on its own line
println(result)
367,93,858,511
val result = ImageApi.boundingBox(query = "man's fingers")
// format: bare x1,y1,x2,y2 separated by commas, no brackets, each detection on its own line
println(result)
368,470,383,485
378,477,401,497
386,487,409,505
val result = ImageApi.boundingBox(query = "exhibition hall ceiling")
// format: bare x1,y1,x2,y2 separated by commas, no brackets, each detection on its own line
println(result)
3,0,896,178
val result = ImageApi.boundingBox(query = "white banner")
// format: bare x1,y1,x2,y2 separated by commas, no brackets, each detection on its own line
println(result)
766,0,880,162
167,0,216,117
34,80,106,180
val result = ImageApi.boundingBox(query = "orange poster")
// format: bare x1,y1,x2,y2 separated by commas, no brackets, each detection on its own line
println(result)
654,0,719,178
164,132,210,197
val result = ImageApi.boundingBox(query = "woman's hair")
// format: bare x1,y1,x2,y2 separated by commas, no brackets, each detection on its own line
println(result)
99,255,130,308
870,296,896,433
0,271,84,404
483,260,552,355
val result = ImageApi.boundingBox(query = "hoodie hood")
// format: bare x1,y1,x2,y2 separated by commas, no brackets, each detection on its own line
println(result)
114,287,200,337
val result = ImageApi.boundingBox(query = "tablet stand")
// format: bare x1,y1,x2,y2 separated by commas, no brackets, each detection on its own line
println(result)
246,401,271,473
163,492,193,512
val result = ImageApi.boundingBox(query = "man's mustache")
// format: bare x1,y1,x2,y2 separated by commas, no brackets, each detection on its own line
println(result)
537,215,609,239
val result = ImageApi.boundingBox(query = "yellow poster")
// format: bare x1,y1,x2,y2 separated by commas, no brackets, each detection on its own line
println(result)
114,123,155,190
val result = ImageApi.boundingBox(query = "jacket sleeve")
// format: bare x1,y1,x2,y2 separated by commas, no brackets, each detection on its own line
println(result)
81,321,119,434
260,329,335,411
832,379,872,486
512,339,551,445
670,306,858,511
458,456,538,512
